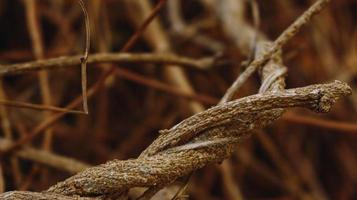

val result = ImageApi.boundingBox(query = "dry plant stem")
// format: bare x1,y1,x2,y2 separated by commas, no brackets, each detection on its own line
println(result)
138,0,330,198
167,0,223,53
141,81,350,156
90,0,114,146
0,82,13,139
0,100,86,114
246,0,261,62
78,0,90,114
23,0,55,188
0,85,98,154
167,0,185,32
0,163,4,193
0,0,170,154
0,1,345,199
41,81,351,197
234,148,283,188
24,0,54,151
0,81,22,186
253,44,307,196
0,191,99,200
0,138,90,174
336,142,357,181
282,112,357,134
0,53,214,75
136,187,164,200
126,0,205,114
17,148,88,174
220,0,330,103
121,0,167,52
220,159,244,200
254,130,303,194
170,176,191,200
217,1,260,197
126,0,206,197
114,68,217,105
216,0,329,198
13,0,330,198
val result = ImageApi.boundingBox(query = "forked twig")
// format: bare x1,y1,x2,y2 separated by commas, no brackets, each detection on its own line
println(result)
220,0,330,103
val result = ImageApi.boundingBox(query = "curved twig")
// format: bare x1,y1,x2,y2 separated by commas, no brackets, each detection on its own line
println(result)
78,0,90,114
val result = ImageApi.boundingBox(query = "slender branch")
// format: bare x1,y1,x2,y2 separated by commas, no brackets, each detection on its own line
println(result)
282,112,357,134
0,138,90,174
0,100,86,114
121,0,168,52
0,53,215,75
0,163,4,193
220,0,330,103
78,0,90,114
114,68,218,105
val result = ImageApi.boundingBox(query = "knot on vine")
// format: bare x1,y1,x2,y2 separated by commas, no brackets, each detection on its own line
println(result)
314,80,352,113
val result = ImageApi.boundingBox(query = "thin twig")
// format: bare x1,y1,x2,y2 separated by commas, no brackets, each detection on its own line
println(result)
246,0,261,63
1,0,168,156
220,0,330,103
0,53,215,75
0,163,4,193
0,80,23,186
114,68,218,105
282,112,357,134
23,0,56,188
121,0,168,52
78,0,90,114
0,138,90,174
0,100,86,114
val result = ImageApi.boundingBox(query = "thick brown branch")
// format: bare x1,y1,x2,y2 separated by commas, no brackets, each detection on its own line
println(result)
142,80,351,156
0,191,98,200
44,81,350,197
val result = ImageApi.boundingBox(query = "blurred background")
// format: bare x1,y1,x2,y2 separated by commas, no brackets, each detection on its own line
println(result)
0,0,356,199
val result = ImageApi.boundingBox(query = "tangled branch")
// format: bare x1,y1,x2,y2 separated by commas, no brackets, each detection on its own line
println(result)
0,0,352,199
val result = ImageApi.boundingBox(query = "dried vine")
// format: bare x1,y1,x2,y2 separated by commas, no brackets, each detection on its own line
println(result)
0,0,353,199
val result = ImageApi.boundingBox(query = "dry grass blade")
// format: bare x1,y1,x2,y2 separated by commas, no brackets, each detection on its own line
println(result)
78,0,90,114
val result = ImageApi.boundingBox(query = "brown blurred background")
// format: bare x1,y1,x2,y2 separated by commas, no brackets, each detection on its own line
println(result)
0,0,356,199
